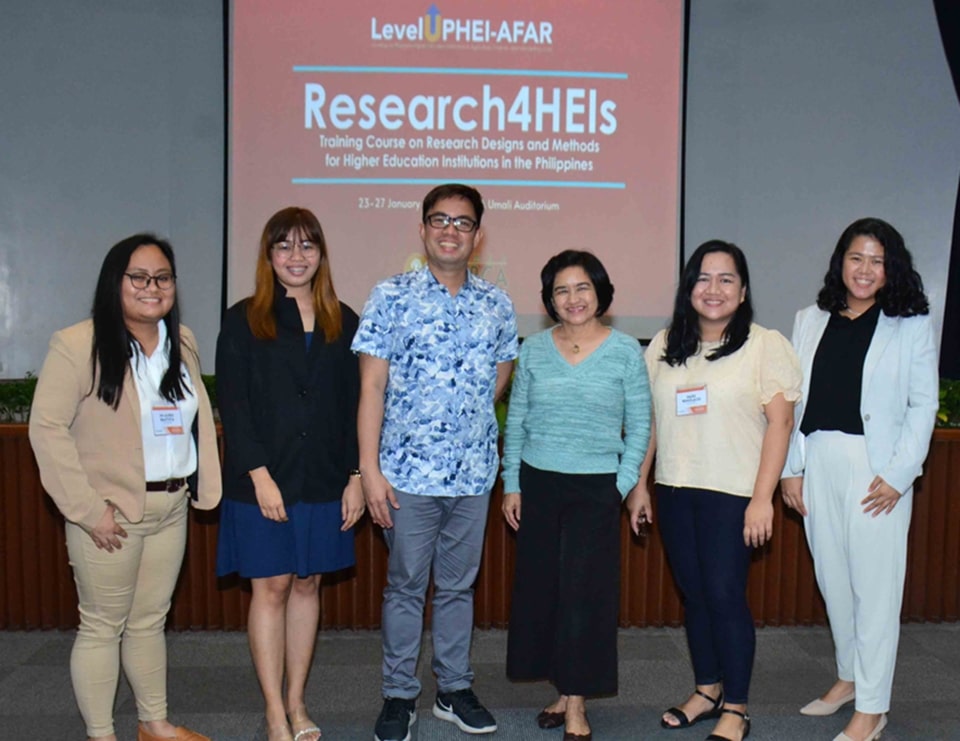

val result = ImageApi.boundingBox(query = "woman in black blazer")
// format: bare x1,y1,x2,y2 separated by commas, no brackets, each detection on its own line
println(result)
216,207,364,741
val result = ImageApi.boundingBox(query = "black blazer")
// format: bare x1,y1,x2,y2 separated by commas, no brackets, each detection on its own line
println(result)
216,293,359,505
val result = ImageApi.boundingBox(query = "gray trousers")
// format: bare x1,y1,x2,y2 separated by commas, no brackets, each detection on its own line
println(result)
381,489,491,699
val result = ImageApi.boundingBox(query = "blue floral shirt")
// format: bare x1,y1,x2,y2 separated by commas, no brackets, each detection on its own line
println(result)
352,267,519,496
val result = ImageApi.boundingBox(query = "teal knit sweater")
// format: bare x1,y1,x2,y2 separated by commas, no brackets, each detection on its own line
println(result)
501,327,651,497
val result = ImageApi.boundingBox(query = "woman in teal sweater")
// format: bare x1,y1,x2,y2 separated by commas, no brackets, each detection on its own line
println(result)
501,250,651,740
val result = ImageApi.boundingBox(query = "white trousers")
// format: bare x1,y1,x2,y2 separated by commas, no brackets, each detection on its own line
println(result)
803,431,912,714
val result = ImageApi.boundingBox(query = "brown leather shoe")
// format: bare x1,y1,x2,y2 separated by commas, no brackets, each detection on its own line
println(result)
137,724,211,741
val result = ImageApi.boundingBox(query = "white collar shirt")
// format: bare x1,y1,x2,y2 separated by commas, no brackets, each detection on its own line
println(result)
129,320,198,482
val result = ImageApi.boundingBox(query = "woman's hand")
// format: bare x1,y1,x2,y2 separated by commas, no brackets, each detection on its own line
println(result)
502,493,521,531
626,483,653,536
89,503,127,552
341,475,366,531
361,469,399,529
250,467,287,522
862,475,902,516
743,499,774,548
780,476,807,516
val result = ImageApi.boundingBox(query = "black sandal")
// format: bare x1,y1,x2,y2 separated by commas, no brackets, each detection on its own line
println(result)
705,708,751,741
660,689,724,729
536,708,565,729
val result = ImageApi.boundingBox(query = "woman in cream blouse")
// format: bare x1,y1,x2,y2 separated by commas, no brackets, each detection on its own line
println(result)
627,240,801,741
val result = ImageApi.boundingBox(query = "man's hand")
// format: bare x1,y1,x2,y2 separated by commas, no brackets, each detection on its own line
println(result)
362,469,399,529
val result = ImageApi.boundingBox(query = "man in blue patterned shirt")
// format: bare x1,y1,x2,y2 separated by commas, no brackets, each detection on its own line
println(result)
353,183,518,741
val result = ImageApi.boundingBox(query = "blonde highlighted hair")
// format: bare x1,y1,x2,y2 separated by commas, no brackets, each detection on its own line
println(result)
246,207,342,342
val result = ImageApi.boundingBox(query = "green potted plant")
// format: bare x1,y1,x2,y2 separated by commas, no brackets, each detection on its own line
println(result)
0,374,220,424
0,375,37,423
938,377,960,428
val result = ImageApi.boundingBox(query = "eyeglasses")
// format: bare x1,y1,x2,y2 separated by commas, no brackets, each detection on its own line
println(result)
125,272,176,290
425,213,478,233
273,240,319,257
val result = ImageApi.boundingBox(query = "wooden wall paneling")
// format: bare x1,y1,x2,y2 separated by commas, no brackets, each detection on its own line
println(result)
772,508,798,625
905,471,930,621
476,485,515,628
943,434,960,621
2,425,958,630
646,491,683,627
919,430,960,621
0,429,21,628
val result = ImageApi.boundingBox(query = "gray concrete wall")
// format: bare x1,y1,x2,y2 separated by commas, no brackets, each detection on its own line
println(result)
1,1,956,376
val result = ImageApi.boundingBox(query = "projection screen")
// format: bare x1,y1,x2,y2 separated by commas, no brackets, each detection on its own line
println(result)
229,0,684,336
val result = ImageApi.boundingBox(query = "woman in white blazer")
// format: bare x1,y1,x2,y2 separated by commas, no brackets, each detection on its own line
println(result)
781,218,938,741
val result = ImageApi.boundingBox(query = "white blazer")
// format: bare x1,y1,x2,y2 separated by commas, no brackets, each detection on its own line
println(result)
783,305,939,495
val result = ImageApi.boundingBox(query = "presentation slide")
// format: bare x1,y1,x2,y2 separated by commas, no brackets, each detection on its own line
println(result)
229,0,683,336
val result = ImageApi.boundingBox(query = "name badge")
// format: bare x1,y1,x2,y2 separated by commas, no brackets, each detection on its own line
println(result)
676,385,707,416
152,405,184,435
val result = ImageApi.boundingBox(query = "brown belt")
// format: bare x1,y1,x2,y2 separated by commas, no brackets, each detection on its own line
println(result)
146,478,187,492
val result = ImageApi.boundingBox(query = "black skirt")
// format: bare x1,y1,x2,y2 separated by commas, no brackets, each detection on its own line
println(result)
506,462,622,696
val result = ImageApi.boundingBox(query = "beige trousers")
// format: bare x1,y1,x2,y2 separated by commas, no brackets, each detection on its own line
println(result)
65,489,188,737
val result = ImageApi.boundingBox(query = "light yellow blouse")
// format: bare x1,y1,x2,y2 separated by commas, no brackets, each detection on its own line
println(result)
646,324,802,498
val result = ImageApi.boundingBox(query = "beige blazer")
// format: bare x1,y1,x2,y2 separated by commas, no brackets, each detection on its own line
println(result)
29,319,222,530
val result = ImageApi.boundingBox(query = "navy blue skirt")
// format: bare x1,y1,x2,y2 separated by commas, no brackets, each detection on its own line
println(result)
216,498,355,579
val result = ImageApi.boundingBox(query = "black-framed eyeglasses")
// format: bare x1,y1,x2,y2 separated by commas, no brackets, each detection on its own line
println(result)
273,240,319,257
425,213,478,233
125,272,176,290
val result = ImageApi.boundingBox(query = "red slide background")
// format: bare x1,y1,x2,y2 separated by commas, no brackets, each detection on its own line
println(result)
230,0,683,335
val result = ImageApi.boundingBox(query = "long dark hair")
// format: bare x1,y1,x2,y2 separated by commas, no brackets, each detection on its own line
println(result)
91,234,191,409
816,217,929,317
662,240,754,366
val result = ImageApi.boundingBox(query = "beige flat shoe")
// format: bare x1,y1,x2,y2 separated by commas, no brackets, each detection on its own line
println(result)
799,689,855,716
288,705,321,741
832,713,887,741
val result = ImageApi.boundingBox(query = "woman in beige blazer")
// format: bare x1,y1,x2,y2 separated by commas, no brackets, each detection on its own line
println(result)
29,234,221,741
